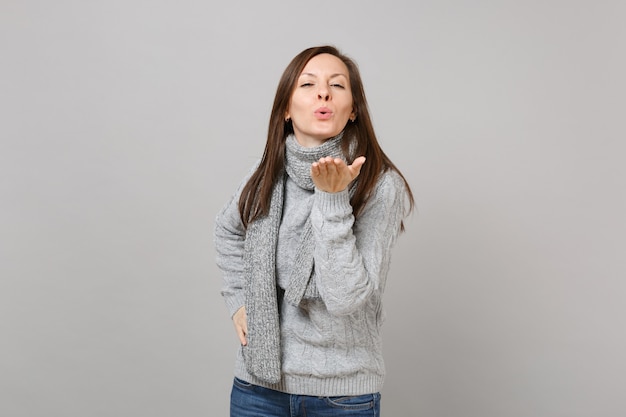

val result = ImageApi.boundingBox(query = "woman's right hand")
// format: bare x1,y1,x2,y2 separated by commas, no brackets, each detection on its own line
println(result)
233,306,248,346
311,156,366,193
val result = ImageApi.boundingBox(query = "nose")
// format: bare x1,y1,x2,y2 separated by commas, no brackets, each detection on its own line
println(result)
317,87,330,101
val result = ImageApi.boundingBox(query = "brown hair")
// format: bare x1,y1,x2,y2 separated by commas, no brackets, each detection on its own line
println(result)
239,45,414,229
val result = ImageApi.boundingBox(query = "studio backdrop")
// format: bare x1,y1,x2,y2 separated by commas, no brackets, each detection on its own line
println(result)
1,1,625,416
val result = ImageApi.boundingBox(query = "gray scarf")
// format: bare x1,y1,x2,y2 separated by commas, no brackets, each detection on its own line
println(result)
242,132,347,383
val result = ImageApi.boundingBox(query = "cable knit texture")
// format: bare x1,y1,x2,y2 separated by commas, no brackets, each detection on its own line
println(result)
214,133,407,396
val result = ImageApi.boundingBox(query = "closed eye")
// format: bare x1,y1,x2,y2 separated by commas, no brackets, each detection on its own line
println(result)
300,82,314,87
331,83,345,88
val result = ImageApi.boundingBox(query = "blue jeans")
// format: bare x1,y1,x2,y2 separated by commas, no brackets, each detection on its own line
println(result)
230,377,381,417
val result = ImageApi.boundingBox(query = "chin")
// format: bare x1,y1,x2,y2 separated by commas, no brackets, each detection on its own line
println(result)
317,129,342,140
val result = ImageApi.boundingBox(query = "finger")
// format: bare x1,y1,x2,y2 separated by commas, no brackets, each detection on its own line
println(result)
349,156,366,178
323,156,336,165
233,307,248,345
237,326,247,346
311,162,320,177
317,157,329,176
236,317,248,345
325,158,340,176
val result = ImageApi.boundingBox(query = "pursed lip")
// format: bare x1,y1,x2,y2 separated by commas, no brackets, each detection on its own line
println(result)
314,107,333,119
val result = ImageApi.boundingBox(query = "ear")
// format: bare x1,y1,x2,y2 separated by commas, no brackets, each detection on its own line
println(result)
350,109,357,122
284,112,291,122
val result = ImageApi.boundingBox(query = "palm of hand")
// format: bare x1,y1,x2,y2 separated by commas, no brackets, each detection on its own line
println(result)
311,156,366,193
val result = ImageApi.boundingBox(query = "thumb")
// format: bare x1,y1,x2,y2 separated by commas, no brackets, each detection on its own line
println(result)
349,156,366,178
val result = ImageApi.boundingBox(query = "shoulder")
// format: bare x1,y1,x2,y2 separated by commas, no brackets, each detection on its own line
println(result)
358,169,408,217
372,169,407,200
217,159,262,210
245,158,262,179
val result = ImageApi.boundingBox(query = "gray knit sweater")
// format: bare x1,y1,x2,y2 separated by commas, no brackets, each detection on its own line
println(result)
214,144,408,396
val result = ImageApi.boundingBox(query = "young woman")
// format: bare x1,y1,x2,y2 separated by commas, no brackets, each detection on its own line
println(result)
215,45,414,416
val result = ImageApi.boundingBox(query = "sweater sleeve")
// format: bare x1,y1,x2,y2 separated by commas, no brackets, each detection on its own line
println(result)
214,164,258,318
310,170,408,316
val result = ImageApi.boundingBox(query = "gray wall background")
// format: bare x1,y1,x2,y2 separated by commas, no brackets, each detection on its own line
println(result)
2,1,625,416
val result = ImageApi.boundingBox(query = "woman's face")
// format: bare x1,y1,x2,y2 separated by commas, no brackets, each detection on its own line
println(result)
286,53,355,147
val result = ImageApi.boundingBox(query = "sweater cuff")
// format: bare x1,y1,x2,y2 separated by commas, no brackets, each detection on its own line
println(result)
224,292,246,318
314,188,352,215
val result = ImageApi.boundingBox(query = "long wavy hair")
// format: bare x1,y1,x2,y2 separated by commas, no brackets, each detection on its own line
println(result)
239,45,414,229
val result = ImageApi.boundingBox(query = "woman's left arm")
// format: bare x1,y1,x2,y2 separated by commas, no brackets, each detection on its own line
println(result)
311,170,407,316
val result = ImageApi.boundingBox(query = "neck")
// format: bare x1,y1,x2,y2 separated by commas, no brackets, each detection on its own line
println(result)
285,132,345,190
294,133,340,148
